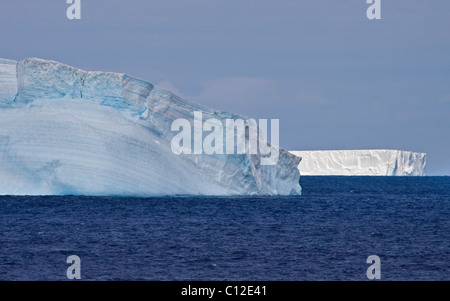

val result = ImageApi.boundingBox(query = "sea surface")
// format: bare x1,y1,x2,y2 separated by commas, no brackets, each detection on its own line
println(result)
0,176,449,281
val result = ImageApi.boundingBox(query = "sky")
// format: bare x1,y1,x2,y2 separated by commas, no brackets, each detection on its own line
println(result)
0,0,449,175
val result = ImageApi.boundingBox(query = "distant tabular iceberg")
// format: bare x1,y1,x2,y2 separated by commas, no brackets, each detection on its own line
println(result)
289,150,426,176
0,58,301,196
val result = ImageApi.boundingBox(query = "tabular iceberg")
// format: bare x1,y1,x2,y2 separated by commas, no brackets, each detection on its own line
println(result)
0,58,301,196
289,150,427,176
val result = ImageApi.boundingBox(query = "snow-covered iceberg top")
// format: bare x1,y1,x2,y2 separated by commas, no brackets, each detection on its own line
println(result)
0,58,301,196
289,150,426,176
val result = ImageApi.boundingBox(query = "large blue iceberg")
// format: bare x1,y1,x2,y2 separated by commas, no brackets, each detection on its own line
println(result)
0,58,301,196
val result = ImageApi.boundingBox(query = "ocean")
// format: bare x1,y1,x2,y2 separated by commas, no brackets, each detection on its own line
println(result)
0,176,448,281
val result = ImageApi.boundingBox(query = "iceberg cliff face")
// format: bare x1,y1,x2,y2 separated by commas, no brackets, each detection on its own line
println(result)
0,58,301,196
0,59,17,105
289,150,426,176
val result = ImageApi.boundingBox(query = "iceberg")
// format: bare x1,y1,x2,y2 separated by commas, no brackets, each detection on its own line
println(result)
289,150,426,176
0,58,301,196
0,59,18,104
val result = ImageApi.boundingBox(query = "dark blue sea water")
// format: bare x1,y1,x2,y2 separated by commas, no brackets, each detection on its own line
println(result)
0,177,449,281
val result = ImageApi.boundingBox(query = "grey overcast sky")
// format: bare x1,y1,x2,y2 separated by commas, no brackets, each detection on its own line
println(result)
1,0,449,175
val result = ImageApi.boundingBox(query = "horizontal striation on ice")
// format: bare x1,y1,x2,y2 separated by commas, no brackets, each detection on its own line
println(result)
15,58,152,114
289,150,427,176
0,58,301,196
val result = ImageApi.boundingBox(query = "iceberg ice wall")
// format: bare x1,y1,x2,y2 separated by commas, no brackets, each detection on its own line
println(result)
289,150,426,176
0,59,18,105
0,58,301,196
